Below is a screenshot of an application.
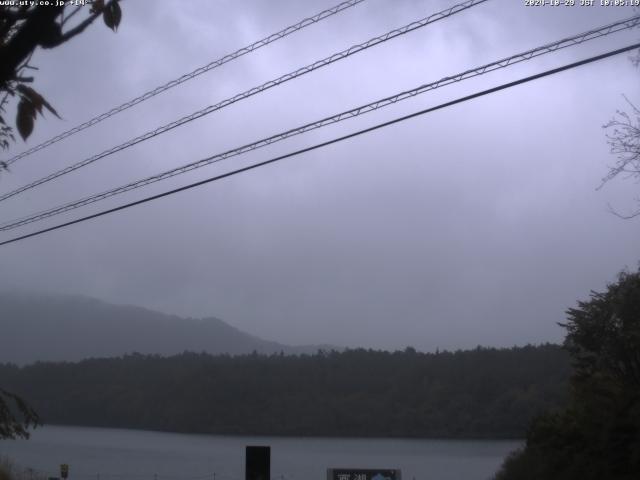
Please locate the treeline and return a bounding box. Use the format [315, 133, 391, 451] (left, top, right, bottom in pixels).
[0, 345, 569, 438]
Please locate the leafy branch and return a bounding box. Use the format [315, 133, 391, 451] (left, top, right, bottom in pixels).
[0, 388, 40, 439]
[0, 0, 123, 166]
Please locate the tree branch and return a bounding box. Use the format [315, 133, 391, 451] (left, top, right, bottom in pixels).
[56, 9, 103, 44]
[60, 5, 83, 28]
[56, 0, 120, 45]
[607, 202, 640, 219]
[0, 388, 40, 440]
[0, 6, 63, 85]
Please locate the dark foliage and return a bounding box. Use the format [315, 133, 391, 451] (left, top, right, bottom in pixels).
[0, 0, 122, 153]
[0, 344, 569, 438]
[0, 388, 39, 439]
[495, 270, 640, 479]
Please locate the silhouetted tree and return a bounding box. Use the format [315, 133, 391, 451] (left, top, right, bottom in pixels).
[495, 268, 640, 480]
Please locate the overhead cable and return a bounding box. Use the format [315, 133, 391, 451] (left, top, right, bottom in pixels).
[1, 42, 638, 248]
[0, 0, 489, 203]
[2, 14, 638, 232]
[2, 0, 367, 167]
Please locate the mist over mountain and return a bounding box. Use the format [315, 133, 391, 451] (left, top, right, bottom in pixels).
[0, 292, 332, 364]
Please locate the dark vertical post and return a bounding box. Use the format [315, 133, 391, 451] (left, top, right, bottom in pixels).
[245, 446, 270, 480]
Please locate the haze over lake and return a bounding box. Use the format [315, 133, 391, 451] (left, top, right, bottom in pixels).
[0, 426, 521, 480]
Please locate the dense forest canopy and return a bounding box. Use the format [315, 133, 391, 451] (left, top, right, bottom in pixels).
[495, 269, 640, 479]
[0, 345, 569, 439]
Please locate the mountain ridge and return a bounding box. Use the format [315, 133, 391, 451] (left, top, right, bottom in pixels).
[0, 291, 335, 364]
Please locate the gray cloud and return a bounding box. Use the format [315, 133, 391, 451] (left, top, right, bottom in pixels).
[1, 0, 639, 352]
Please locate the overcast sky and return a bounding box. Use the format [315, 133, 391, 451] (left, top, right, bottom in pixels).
[1, 0, 639, 352]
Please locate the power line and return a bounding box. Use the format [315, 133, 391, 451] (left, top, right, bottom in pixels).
[2, 14, 638, 232]
[2, 0, 367, 167]
[0, 0, 489, 203]
[1, 42, 638, 248]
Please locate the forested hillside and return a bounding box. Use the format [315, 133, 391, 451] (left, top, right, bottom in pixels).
[0, 345, 570, 438]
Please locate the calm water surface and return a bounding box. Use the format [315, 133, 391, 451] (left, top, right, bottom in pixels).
[0, 425, 521, 480]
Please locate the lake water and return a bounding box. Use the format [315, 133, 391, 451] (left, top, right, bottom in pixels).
[0, 425, 521, 480]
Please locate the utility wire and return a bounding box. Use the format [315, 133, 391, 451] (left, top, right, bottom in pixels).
[0, 0, 489, 203]
[2, 14, 638, 232]
[1, 42, 638, 248]
[2, 0, 367, 167]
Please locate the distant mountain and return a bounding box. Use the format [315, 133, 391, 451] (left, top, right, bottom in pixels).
[0, 292, 332, 364]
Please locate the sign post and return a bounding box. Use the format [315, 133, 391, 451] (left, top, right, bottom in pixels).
[327, 469, 401, 480]
[246, 446, 270, 480]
